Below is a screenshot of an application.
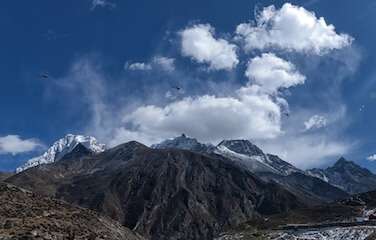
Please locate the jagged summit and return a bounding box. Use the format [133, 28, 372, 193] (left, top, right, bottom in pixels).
[215, 139, 301, 176]
[308, 157, 376, 194]
[152, 134, 214, 153]
[154, 136, 302, 176]
[217, 139, 264, 156]
[16, 134, 106, 173]
[333, 157, 356, 168]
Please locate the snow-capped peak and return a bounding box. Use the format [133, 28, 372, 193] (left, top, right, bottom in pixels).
[16, 134, 106, 173]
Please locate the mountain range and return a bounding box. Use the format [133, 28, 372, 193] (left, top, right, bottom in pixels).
[3, 134, 376, 239]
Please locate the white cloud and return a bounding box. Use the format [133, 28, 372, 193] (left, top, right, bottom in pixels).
[114, 87, 282, 145]
[180, 24, 239, 70]
[152, 56, 175, 72]
[91, 0, 115, 10]
[108, 53, 306, 146]
[304, 115, 328, 131]
[0, 135, 43, 155]
[236, 3, 353, 54]
[367, 154, 376, 161]
[257, 134, 351, 169]
[126, 62, 152, 71]
[245, 53, 305, 93]
[125, 56, 175, 72]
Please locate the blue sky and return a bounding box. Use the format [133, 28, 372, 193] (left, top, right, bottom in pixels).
[1, 0, 376, 172]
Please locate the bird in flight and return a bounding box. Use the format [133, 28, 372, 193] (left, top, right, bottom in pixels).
[40, 72, 49, 79]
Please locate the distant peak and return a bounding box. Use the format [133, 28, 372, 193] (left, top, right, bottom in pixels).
[218, 139, 264, 156]
[16, 134, 106, 173]
[334, 157, 352, 166]
[152, 135, 213, 153]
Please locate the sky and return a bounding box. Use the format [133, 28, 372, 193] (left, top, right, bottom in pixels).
[1, 0, 376, 172]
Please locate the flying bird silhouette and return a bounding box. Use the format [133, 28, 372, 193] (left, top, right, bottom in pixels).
[40, 72, 49, 79]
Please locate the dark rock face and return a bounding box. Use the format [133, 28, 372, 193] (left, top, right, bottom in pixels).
[0, 182, 144, 240]
[258, 172, 349, 205]
[7, 142, 305, 240]
[308, 157, 376, 194]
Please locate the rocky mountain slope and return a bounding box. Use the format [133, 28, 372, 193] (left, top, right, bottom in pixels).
[16, 134, 106, 173]
[214, 140, 302, 176]
[0, 182, 144, 240]
[7, 141, 305, 240]
[153, 136, 349, 203]
[308, 157, 376, 194]
[0, 172, 12, 182]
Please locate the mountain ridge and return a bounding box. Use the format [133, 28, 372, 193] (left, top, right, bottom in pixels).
[308, 157, 376, 194]
[153, 135, 349, 203]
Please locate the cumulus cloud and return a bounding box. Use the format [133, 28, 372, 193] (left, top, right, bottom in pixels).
[110, 55, 305, 146]
[245, 53, 305, 93]
[367, 154, 376, 161]
[235, 3, 353, 54]
[91, 0, 115, 10]
[113, 87, 282, 145]
[54, 3, 355, 170]
[0, 135, 43, 155]
[304, 115, 328, 131]
[125, 56, 175, 72]
[180, 24, 239, 70]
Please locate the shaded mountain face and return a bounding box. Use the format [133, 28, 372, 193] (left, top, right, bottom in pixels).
[0, 182, 144, 240]
[154, 136, 348, 204]
[258, 172, 349, 205]
[308, 157, 376, 194]
[7, 142, 305, 240]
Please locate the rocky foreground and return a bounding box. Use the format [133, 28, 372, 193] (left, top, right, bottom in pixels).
[0, 182, 144, 240]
